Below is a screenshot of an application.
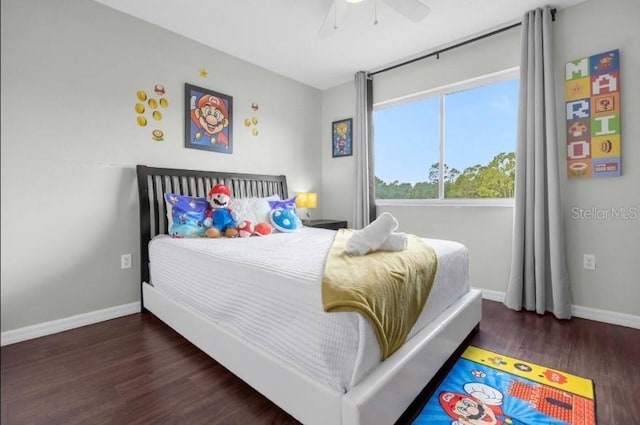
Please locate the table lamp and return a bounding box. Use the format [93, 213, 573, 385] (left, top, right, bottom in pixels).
[296, 192, 318, 225]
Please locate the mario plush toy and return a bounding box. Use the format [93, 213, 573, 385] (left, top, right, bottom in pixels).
[204, 184, 239, 238]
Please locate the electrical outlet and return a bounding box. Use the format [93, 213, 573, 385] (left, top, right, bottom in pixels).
[583, 254, 595, 270]
[121, 253, 132, 269]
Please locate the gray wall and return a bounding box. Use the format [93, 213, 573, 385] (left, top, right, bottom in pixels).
[2, 0, 638, 335]
[322, 23, 521, 295]
[1, 0, 322, 332]
[374, 23, 521, 296]
[321, 0, 640, 316]
[553, 0, 640, 315]
[321, 83, 357, 225]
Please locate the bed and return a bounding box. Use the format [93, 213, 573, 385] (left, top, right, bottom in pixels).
[136, 164, 482, 425]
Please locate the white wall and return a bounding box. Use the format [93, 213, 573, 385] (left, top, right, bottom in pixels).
[0, 0, 322, 332]
[321, 0, 640, 317]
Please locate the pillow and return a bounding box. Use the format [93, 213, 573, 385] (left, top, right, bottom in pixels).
[164, 193, 209, 238]
[230, 194, 280, 225]
[270, 208, 300, 233]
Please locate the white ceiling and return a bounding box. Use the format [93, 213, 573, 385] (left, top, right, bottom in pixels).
[93, 0, 587, 90]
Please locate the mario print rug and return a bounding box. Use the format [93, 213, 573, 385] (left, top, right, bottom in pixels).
[413, 346, 596, 425]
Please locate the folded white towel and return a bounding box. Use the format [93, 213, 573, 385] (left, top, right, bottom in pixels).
[345, 212, 399, 256]
[378, 232, 408, 252]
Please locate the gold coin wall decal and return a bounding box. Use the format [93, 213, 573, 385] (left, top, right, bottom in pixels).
[244, 102, 260, 137]
[134, 84, 168, 140]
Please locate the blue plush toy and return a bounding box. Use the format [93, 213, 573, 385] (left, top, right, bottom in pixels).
[204, 184, 239, 238]
[270, 208, 299, 232]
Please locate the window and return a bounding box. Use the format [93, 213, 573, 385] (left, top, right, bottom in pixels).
[374, 68, 519, 203]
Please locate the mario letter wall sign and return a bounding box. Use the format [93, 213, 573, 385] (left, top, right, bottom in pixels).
[565, 49, 621, 178]
[185, 83, 233, 154]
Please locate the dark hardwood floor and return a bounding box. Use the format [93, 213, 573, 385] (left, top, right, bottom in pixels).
[2, 300, 639, 424]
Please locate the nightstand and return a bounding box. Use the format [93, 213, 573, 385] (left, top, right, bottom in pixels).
[306, 219, 348, 230]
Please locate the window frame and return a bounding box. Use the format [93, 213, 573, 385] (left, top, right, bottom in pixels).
[373, 66, 519, 207]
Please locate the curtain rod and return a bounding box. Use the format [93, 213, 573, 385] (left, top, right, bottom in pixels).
[369, 8, 556, 77]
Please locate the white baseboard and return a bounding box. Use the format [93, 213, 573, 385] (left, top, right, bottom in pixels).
[474, 287, 640, 330]
[476, 288, 505, 303]
[1, 302, 140, 347]
[571, 304, 640, 329]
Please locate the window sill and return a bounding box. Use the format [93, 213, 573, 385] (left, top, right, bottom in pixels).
[375, 198, 514, 207]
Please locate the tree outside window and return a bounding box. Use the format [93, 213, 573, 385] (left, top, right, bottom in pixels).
[374, 70, 518, 201]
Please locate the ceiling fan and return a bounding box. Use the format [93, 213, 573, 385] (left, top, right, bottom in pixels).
[319, 0, 431, 37]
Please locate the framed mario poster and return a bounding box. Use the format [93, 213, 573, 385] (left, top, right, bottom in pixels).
[185, 83, 233, 154]
[332, 117, 353, 158]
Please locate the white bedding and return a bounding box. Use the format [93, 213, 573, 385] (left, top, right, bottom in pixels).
[148, 227, 470, 391]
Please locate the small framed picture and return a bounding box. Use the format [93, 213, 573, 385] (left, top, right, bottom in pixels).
[185, 83, 233, 154]
[332, 118, 353, 158]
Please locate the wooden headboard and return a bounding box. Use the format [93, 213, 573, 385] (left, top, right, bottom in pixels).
[136, 164, 288, 303]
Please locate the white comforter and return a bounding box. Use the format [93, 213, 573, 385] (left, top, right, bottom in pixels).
[148, 227, 469, 391]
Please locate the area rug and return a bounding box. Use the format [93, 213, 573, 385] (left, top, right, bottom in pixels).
[413, 346, 596, 425]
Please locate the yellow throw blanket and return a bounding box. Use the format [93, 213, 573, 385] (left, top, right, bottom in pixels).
[322, 229, 438, 360]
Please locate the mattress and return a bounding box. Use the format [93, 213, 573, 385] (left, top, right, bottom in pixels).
[148, 227, 470, 391]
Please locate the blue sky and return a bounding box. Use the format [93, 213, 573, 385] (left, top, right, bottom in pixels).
[374, 78, 519, 185]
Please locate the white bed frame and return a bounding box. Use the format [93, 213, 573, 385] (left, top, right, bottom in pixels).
[136, 165, 482, 425]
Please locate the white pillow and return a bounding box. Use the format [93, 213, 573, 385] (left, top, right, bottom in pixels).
[230, 194, 280, 224]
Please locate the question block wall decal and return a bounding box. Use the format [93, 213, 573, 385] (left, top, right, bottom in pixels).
[565, 49, 621, 178]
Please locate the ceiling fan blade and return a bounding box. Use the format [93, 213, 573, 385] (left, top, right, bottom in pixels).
[381, 0, 430, 22]
[318, 0, 348, 37]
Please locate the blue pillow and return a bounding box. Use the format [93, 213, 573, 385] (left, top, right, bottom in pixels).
[270, 208, 300, 232]
[164, 193, 209, 238]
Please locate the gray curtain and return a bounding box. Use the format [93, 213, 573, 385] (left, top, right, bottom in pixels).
[353, 71, 376, 229]
[504, 7, 572, 319]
